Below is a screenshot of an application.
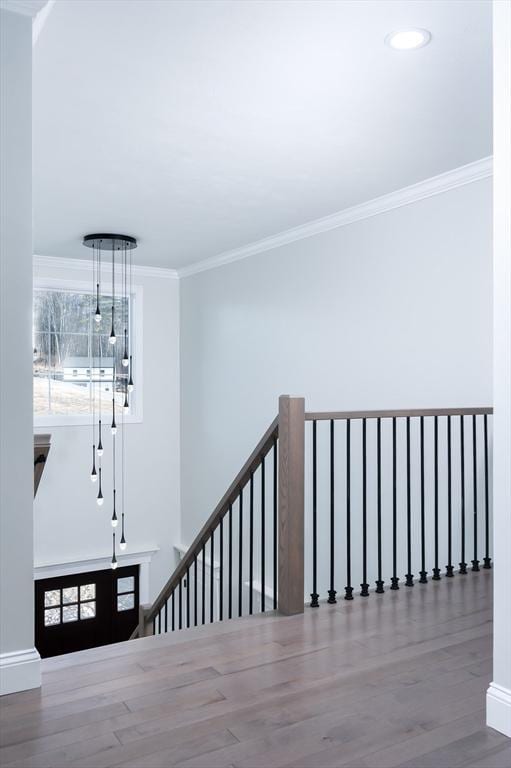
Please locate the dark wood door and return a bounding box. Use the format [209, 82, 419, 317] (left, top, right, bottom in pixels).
[35, 565, 139, 658]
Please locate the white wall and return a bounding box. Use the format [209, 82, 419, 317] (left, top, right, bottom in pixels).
[0, 8, 40, 695]
[487, 0, 511, 739]
[33, 260, 181, 603]
[180, 177, 493, 566]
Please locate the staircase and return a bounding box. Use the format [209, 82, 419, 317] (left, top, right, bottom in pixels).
[134, 396, 493, 639]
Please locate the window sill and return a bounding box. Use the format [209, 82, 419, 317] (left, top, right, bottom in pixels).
[34, 413, 143, 428]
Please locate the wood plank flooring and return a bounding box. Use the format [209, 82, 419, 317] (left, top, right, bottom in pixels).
[1, 570, 509, 767]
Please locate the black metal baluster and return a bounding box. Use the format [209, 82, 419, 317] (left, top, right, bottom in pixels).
[186, 566, 190, 628]
[219, 516, 224, 620]
[178, 579, 182, 630]
[158, 610, 161, 634]
[376, 418, 384, 593]
[202, 543, 206, 621]
[311, 420, 319, 607]
[152, 617, 156, 635]
[228, 503, 233, 619]
[164, 599, 168, 633]
[249, 472, 254, 615]
[210, 530, 214, 622]
[361, 418, 370, 596]
[419, 416, 428, 583]
[460, 415, 467, 573]
[261, 455, 266, 612]
[472, 414, 480, 571]
[345, 419, 353, 600]
[273, 437, 278, 610]
[483, 414, 492, 569]
[328, 420, 337, 603]
[238, 488, 243, 617]
[171, 589, 175, 631]
[446, 416, 454, 576]
[194, 555, 198, 625]
[405, 417, 413, 586]
[391, 418, 399, 590]
[432, 416, 441, 580]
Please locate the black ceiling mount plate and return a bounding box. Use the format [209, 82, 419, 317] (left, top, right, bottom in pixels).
[82, 234, 137, 250]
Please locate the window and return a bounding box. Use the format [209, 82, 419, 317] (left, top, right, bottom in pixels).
[33, 282, 141, 425]
[117, 575, 136, 612]
[43, 583, 96, 626]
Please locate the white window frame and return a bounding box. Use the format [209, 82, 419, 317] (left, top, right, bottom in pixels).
[33, 276, 143, 427]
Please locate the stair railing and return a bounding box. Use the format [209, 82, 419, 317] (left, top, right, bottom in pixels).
[304, 407, 493, 605]
[135, 407, 285, 638]
[134, 399, 493, 639]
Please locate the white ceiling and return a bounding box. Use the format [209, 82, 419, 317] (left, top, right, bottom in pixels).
[33, 0, 492, 270]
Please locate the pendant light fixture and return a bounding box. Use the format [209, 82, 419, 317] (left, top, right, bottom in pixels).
[83, 234, 137, 568]
[90, 445, 97, 482]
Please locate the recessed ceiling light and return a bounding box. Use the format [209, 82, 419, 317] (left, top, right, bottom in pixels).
[385, 28, 432, 51]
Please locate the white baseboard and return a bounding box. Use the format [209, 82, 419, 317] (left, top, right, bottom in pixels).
[0, 648, 41, 696]
[487, 682, 511, 737]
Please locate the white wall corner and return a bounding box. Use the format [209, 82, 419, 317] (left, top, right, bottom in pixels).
[487, 683, 511, 737]
[490, 0, 511, 742]
[0, 648, 41, 696]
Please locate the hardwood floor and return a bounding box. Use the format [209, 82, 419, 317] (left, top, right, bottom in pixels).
[1, 570, 509, 767]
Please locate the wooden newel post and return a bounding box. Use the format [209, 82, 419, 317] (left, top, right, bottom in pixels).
[278, 395, 305, 615]
[138, 604, 151, 637]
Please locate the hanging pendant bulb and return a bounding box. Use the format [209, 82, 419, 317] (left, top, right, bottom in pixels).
[120, 513, 126, 550]
[122, 329, 129, 367]
[109, 305, 116, 344]
[95, 283, 101, 324]
[123, 391, 129, 410]
[97, 467, 104, 506]
[111, 399, 117, 435]
[90, 445, 97, 482]
[97, 419, 103, 456]
[128, 355, 134, 392]
[111, 532, 117, 570]
[111, 489, 118, 527]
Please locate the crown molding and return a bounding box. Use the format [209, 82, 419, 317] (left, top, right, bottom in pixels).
[33, 157, 492, 281]
[0, 0, 48, 17]
[178, 156, 493, 279]
[33, 254, 179, 281]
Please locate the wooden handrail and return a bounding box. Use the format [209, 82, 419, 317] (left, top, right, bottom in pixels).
[305, 407, 493, 422]
[34, 433, 51, 497]
[143, 416, 279, 627]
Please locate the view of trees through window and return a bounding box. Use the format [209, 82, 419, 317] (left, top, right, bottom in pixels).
[34, 289, 131, 416]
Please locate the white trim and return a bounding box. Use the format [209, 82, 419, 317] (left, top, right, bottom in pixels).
[0, 0, 47, 17]
[179, 157, 493, 278]
[34, 548, 159, 604]
[174, 542, 219, 572]
[487, 683, 511, 737]
[33, 254, 179, 281]
[32, 276, 144, 427]
[0, 648, 41, 696]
